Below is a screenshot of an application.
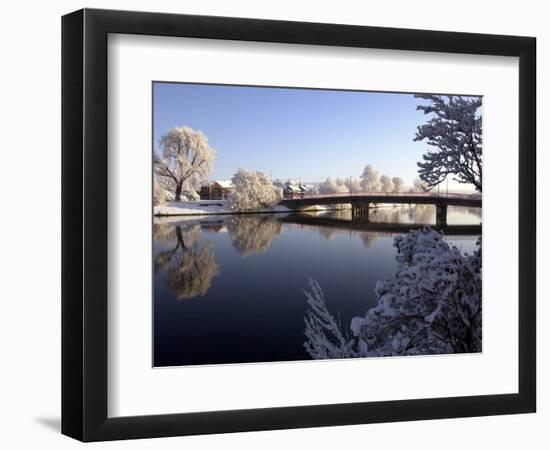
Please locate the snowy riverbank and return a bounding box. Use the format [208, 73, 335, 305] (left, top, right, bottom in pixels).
[153, 200, 352, 216]
[154, 200, 292, 216]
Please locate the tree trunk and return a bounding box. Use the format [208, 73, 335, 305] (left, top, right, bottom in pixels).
[175, 183, 183, 202]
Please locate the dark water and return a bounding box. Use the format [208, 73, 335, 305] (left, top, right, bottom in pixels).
[153, 205, 481, 367]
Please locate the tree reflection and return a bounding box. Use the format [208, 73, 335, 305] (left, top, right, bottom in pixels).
[359, 233, 379, 248]
[317, 227, 338, 241]
[370, 205, 434, 225]
[154, 223, 219, 300]
[227, 215, 283, 257]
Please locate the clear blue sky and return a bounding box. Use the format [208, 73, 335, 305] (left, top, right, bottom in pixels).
[153, 82, 452, 188]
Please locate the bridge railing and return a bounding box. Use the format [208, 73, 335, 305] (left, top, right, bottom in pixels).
[285, 191, 481, 200]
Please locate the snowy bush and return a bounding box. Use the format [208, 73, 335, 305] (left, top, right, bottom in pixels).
[180, 189, 200, 201]
[304, 227, 482, 358]
[230, 168, 282, 212]
[153, 177, 173, 206]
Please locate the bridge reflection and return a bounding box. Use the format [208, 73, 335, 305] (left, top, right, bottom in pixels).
[280, 192, 482, 227]
[279, 212, 482, 236]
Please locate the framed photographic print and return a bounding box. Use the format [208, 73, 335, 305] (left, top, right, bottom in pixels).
[62, 8, 536, 441]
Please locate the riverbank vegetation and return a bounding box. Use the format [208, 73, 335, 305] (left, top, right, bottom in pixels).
[304, 228, 482, 358]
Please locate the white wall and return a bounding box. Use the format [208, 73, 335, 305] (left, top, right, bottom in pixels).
[0, 1, 546, 448]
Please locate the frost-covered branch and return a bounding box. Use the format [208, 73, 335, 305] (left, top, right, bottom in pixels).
[304, 228, 482, 358]
[303, 279, 362, 359]
[154, 126, 216, 201]
[414, 95, 482, 192]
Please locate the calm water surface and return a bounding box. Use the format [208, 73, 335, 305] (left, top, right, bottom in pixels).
[153, 205, 481, 367]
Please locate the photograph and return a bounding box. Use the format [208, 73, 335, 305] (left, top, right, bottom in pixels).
[0, 1, 541, 446]
[152, 83, 483, 367]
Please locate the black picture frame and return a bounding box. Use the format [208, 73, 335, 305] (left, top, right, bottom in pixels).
[62, 8, 536, 442]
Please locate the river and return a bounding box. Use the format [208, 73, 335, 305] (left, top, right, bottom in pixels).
[153, 205, 481, 367]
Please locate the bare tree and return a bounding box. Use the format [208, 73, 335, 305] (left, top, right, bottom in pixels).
[154, 126, 216, 201]
[414, 95, 482, 192]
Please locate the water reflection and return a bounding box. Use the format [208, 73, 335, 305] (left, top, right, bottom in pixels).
[360, 233, 380, 248]
[227, 214, 283, 257]
[153, 222, 219, 300]
[153, 205, 481, 366]
[154, 205, 481, 300]
[301, 204, 481, 226]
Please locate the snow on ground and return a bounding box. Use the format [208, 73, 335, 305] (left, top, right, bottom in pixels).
[154, 200, 293, 216]
[154, 200, 345, 216]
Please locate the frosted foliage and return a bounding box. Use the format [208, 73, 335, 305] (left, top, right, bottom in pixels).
[155, 126, 216, 201]
[304, 279, 360, 359]
[153, 176, 172, 206]
[230, 168, 282, 212]
[360, 165, 381, 192]
[414, 95, 482, 192]
[304, 228, 482, 358]
[412, 177, 428, 192]
[335, 178, 351, 193]
[392, 177, 405, 193]
[319, 177, 347, 194]
[349, 177, 362, 193]
[379, 175, 393, 193]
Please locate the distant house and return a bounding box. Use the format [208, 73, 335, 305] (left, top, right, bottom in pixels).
[199, 180, 233, 200]
[283, 184, 306, 199]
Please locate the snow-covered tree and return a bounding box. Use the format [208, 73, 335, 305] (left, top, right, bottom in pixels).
[319, 177, 345, 194]
[335, 178, 348, 192]
[230, 168, 282, 212]
[154, 126, 216, 201]
[392, 177, 405, 193]
[360, 165, 381, 192]
[153, 176, 172, 206]
[349, 177, 362, 194]
[380, 174, 393, 193]
[306, 184, 320, 195]
[304, 228, 482, 358]
[412, 177, 428, 192]
[414, 95, 482, 192]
